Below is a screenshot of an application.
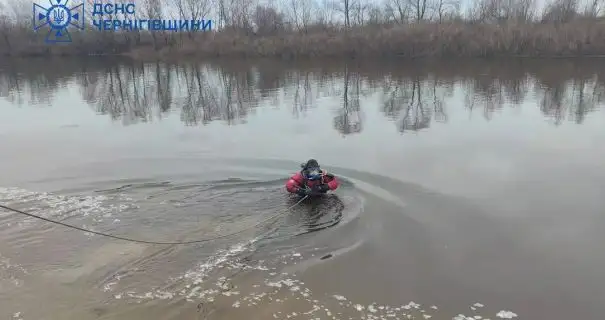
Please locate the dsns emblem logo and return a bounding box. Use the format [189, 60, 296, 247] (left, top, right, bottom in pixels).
[33, 0, 85, 43]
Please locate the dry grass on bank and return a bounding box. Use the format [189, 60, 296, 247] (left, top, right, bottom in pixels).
[3, 19, 605, 59]
[186, 20, 605, 59]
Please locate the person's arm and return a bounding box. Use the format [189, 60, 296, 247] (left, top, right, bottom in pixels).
[286, 173, 308, 196]
[325, 174, 339, 190]
[316, 172, 339, 192]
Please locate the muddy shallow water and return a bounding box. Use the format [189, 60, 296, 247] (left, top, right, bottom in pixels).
[1, 58, 605, 320]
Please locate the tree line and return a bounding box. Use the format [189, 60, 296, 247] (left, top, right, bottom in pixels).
[1, 0, 605, 58]
[1, 59, 601, 131]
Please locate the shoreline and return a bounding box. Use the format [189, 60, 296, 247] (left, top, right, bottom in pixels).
[3, 53, 605, 64]
[2, 55, 605, 80]
[3, 20, 605, 60]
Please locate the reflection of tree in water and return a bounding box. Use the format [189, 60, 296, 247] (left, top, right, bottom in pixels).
[333, 65, 363, 135]
[463, 77, 506, 121]
[81, 63, 157, 125]
[502, 75, 530, 105]
[155, 62, 173, 114]
[571, 77, 605, 124]
[290, 71, 314, 117]
[381, 75, 448, 133]
[0, 65, 23, 105]
[179, 64, 260, 126]
[462, 70, 604, 124]
[255, 64, 285, 109]
[284, 68, 350, 118]
[75, 67, 103, 105]
[536, 76, 604, 125]
[3, 60, 605, 130]
[0, 61, 65, 106]
[179, 64, 219, 125]
[462, 65, 530, 120]
[430, 77, 452, 123]
[76, 62, 260, 126]
[537, 76, 566, 125]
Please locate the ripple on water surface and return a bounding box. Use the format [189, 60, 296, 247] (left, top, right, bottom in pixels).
[0, 178, 518, 320]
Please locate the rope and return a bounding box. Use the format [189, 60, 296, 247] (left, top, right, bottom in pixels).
[0, 195, 308, 245]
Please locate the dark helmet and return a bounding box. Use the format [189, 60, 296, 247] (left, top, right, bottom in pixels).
[301, 159, 322, 181]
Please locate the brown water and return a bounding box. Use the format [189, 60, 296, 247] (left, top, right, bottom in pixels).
[1, 58, 604, 320]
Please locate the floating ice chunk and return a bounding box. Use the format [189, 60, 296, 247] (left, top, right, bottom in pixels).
[304, 305, 320, 315]
[474, 303, 485, 308]
[155, 291, 173, 299]
[354, 304, 365, 311]
[333, 295, 347, 301]
[496, 311, 518, 319]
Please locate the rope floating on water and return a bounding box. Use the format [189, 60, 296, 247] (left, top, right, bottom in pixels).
[0, 195, 308, 245]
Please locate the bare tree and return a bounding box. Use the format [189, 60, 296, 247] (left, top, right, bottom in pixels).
[408, 0, 430, 21]
[512, 0, 536, 21]
[173, 0, 213, 38]
[6, 0, 30, 22]
[285, 0, 316, 30]
[3, 0, 39, 49]
[300, 0, 317, 30]
[366, 3, 386, 24]
[0, 3, 12, 54]
[231, 0, 255, 31]
[351, 0, 371, 25]
[334, 0, 353, 27]
[287, 0, 301, 28]
[472, 0, 535, 22]
[217, 0, 228, 27]
[253, 5, 285, 35]
[385, 0, 411, 23]
[542, 0, 578, 22]
[315, 0, 337, 26]
[475, 0, 507, 22]
[582, 0, 604, 17]
[435, 0, 460, 22]
[143, 0, 163, 48]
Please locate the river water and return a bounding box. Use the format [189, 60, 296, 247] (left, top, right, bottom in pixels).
[1, 58, 604, 320]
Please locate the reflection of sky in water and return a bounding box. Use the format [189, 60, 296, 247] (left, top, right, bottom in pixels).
[1, 70, 605, 198]
[1, 63, 605, 320]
